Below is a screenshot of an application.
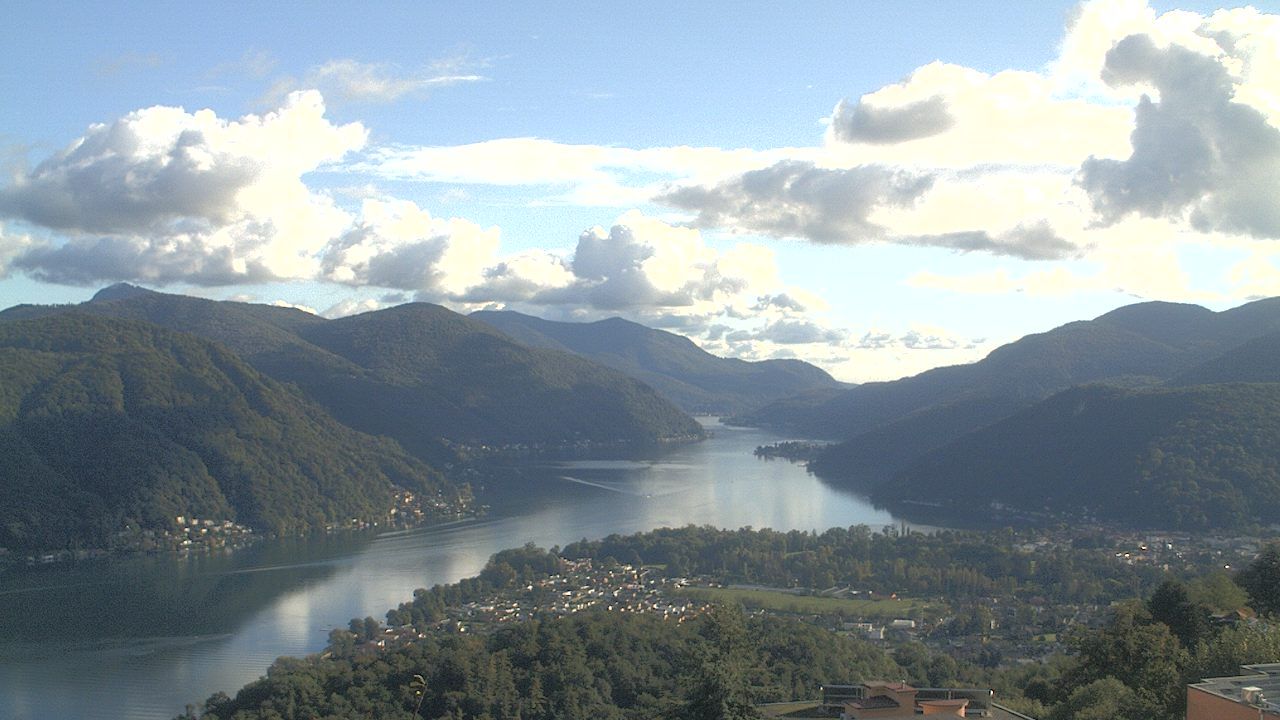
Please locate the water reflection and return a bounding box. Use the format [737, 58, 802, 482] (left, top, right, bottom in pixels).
[0, 419, 906, 720]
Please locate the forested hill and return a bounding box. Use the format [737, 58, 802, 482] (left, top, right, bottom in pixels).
[1168, 329, 1280, 386]
[879, 383, 1280, 530]
[744, 300, 1280, 439]
[471, 310, 846, 414]
[787, 298, 1280, 485]
[0, 313, 448, 551]
[0, 286, 704, 461]
[293, 303, 705, 451]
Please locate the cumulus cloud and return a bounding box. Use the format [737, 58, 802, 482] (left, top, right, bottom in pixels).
[466, 211, 779, 316]
[1079, 33, 1280, 238]
[0, 224, 41, 278]
[321, 198, 503, 294]
[751, 319, 848, 346]
[831, 94, 955, 144]
[660, 161, 934, 244]
[0, 91, 366, 285]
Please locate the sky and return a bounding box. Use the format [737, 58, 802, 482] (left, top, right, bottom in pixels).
[1, 0, 1278, 382]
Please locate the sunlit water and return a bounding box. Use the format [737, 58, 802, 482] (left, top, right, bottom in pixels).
[0, 419, 911, 720]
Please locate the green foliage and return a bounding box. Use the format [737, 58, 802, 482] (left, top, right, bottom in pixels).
[1048, 677, 1142, 720]
[1060, 602, 1189, 720]
[1186, 571, 1249, 613]
[1146, 580, 1212, 649]
[680, 604, 759, 720]
[562, 525, 1170, 606]
[1237, 542, 1280, 616]
[192, 609, 898, 720]
[0, 313, 447, 550]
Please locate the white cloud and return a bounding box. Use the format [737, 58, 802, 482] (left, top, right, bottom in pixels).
[1079, 33, 1280, 238]
[322, 197, 503, 294]
[1, 91, 366, 285]
[323, 296, 389, 318]
[652, 1, 1280, 263]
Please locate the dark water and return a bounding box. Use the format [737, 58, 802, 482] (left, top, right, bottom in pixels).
[0, 419, 906, 720]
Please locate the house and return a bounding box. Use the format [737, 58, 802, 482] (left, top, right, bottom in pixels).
[1187, 663, 1280, 720]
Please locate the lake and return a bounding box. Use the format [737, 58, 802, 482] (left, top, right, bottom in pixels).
[0, 419, 912, 720]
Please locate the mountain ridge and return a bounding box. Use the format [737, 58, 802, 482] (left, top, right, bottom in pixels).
[471, 309, 846, 415]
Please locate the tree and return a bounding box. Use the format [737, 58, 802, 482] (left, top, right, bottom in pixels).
[1147, 579, 1211, 649]
[1049, 678, 1141, 720]
[1187, 571, 1249, 613]
[1062, 602, 1189, 720]
[681, 604, 759, 720]
[1237, 542, 1280, 616]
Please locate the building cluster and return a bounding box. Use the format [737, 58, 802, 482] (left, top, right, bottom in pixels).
[415, 561, 709, 637]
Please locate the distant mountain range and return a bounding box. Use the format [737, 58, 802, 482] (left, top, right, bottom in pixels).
[10, 284, 1280, 541]
[471, 310, 846, 415]
[2, 286, 705, 465]
[0, 286, 724, 550]
[741, 297, 1280, 530]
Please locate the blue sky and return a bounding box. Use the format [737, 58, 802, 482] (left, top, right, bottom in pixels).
[1, 0, 1277, 381]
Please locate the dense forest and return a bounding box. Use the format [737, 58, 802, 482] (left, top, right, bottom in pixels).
[0, 313, 451, 551]
[881, 383, 1280, 529]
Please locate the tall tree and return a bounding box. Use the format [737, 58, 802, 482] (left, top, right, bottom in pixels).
[681, 605, 759, 720]
[1147, 579, 1212, 649]
[1237, 542, 1280, 616]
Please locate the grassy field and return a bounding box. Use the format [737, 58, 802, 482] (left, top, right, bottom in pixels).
[678, 585, 928, 619]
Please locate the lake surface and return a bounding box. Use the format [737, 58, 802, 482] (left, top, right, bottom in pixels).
[0, 419, 910, 720]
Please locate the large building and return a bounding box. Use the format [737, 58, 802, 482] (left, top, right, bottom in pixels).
[1187, 663, 1280, 720]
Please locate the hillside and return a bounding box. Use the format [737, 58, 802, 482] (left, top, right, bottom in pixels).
[779, 299, 1280, 482]
[292, 303, 706, 452]
[0, 314, 448, 551]
[0, 286, 704, 462]
[1168, 330, 1280, 386]
[878, 383, 1280, 530]
[471, 310, 845, 414]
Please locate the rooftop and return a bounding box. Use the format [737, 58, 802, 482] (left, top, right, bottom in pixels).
[1189, 663, 1280, 713]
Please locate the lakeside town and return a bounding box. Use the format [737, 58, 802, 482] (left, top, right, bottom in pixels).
[339, 527, 1269, 675]
[1, 486, 477, 567]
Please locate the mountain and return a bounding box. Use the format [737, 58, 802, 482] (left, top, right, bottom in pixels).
[877, 383, 1280, 530]
[471, 310, 846, 414]
[1168, 330, 1280, 386]
[289, 303, 705, 453]
[1, 286, 704, 463]
[762, 299, 1280, 482]
[0, 313, 447, 551]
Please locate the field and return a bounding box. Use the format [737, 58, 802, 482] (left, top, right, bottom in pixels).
[677, 585, 928, 619]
